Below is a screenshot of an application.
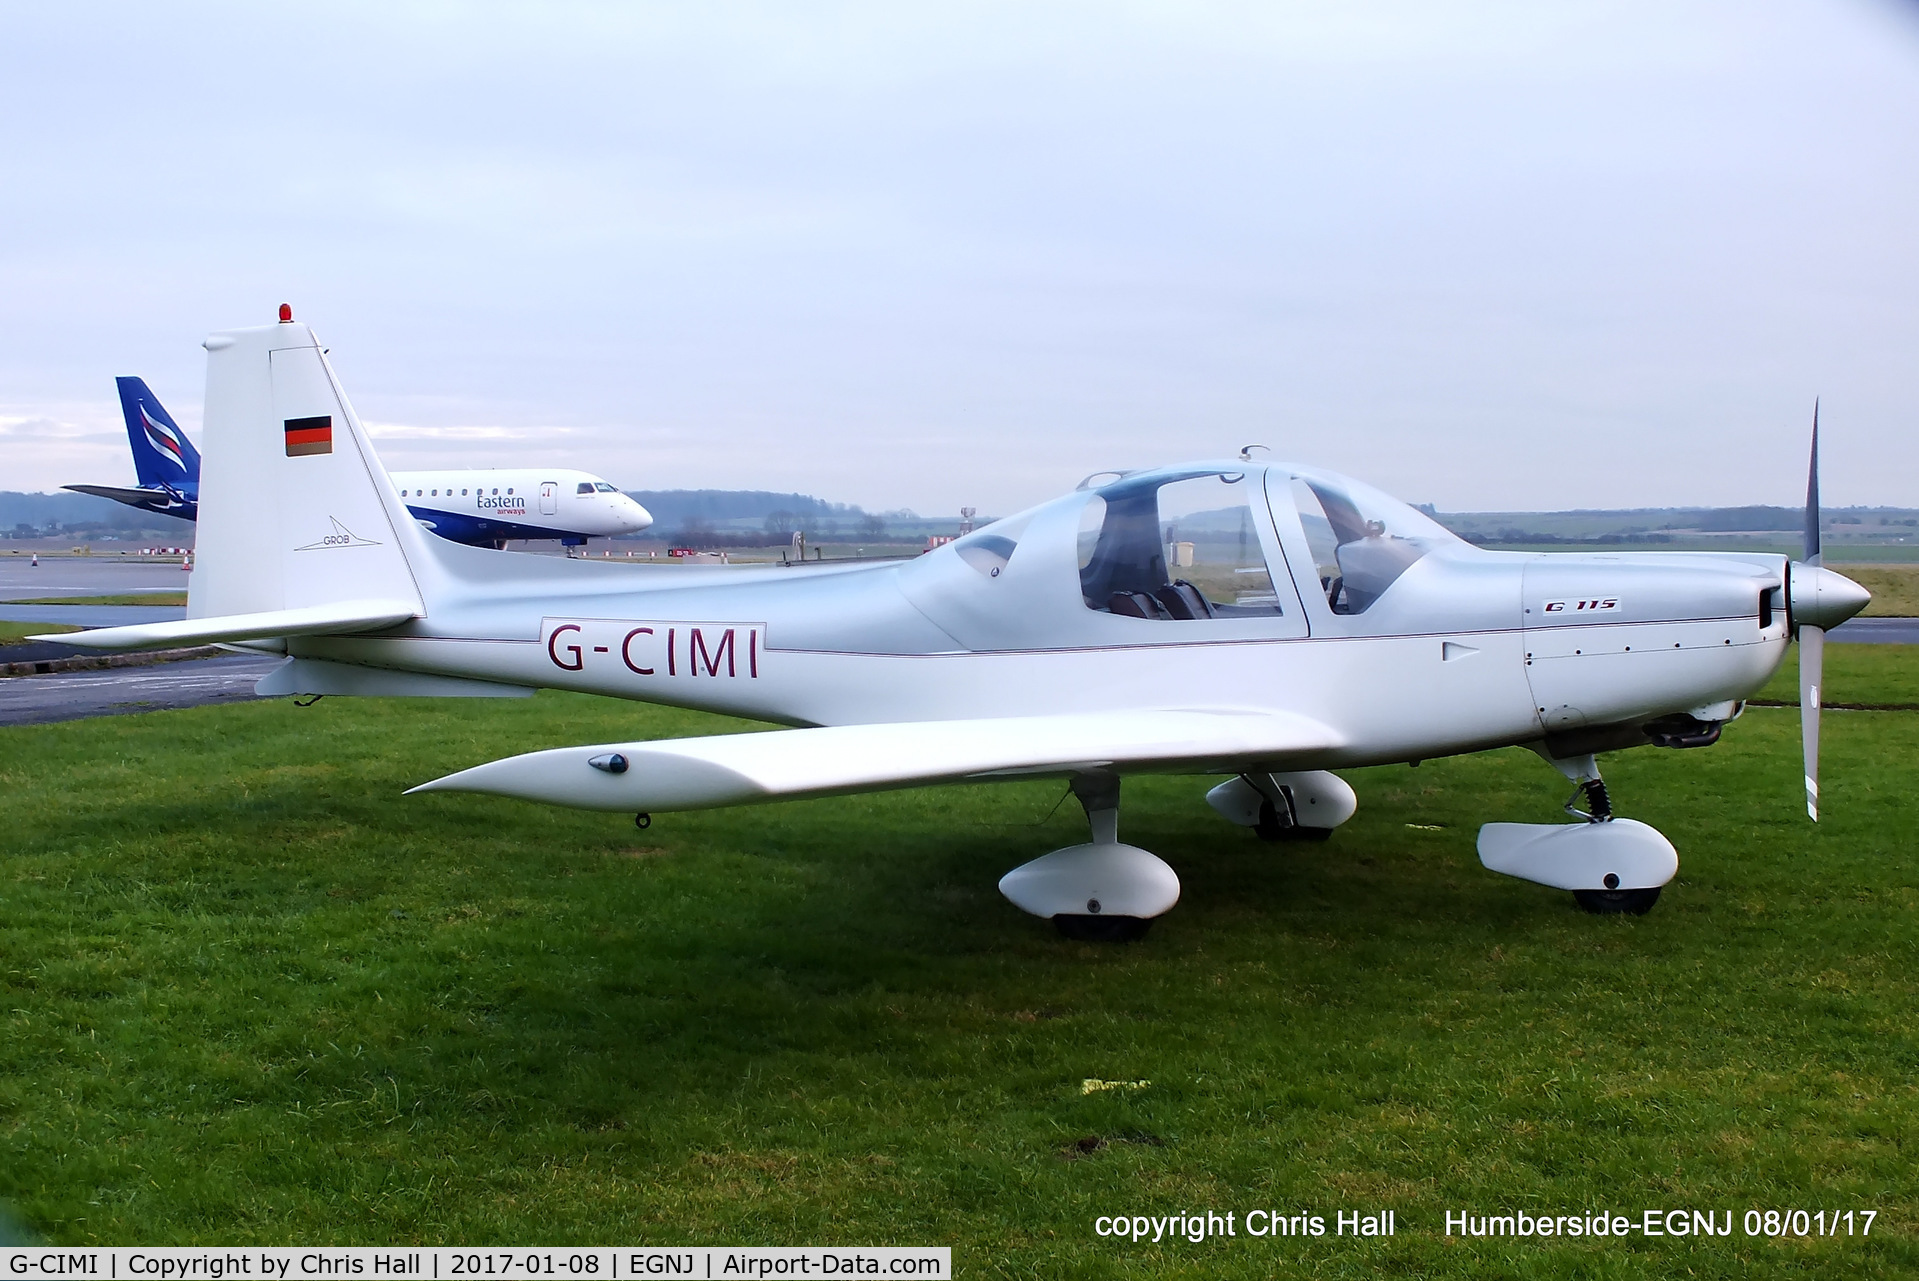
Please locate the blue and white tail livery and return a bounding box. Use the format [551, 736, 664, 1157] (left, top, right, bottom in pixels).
[62, 377, 203, 517]
[121, 376, 202, 489]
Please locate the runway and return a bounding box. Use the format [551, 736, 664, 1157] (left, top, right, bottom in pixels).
[1829, 617, 1919, 644]
[0, 603, 187, 625]
[0, 652, 280, 726]
[0, 556, 187, 596]
[0, 556, 190, 627]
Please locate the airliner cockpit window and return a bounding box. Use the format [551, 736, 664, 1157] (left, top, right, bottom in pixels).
[1079, 473, 1285, 619]
[1288, 475, 1445, 613]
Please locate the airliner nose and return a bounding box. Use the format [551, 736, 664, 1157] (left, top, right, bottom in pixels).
[1789, 563, 1871, 631]
[625, 498, 654, 533]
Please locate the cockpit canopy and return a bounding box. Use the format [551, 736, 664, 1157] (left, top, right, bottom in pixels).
[1076, 469, 1287, 620]
[906, 460, 1468, 651]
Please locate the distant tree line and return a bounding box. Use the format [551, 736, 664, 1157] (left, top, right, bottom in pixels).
[1462, 530, 1677, 546]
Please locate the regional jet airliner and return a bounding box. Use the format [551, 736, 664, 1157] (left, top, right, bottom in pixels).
[65, 377, 654, 548]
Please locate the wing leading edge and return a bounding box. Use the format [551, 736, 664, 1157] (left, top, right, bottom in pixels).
[408, 708, 1343, 813]
[34, 599, 420, 650]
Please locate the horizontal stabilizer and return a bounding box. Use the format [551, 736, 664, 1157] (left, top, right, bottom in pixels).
[63, 483, 189, 510]
[409, 708, 1340, 812]
[64, 482, 173, 504]
[36, 599, 419, 651]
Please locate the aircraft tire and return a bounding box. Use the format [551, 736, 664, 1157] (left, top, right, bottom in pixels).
[1572, 887, 1662, 916]
[1052, 914, 1153, 942]
[1254, 814, 1334, 842]
[1254, 798, 1334, 842]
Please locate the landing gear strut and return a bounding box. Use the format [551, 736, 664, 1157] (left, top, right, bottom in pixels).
[1565, 777, 1613, 823]
[997, 772, 1180, 942]
[1558, 772, 1659, 913]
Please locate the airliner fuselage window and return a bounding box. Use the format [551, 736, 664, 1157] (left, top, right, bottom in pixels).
[1079, 473, 1285, 620]
[1289, 475, 1436, 613]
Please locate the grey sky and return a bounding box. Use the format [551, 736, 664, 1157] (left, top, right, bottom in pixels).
[2, 1, 1915, 516]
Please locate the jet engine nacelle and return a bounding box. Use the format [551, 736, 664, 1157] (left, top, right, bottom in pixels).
[1206, 770, 1358, 833]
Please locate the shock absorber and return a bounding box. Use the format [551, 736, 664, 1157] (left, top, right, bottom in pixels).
[1564, 777, 1613, 823]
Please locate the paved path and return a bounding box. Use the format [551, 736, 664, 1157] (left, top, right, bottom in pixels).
[0, 604, 187, 626]
[0, 654, 280, 726]
[0, 558, 187, 598]
[1831, 617, 1919, 644]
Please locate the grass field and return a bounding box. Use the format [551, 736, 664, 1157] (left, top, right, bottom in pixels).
[1757, 641, 1919, 706]
[0, 621, 78, 642]
[2, 649, 1917, 1276]
[3, 593, 190, 607]
[1832, 565, 1919, 618]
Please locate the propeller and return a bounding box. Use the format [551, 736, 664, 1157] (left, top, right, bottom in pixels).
[1787, 401, 1871, 821]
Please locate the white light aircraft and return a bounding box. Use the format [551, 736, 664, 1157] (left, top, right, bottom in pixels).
[45, 315, 1872, 938]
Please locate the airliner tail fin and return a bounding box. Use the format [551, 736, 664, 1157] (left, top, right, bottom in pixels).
[115, 376, 201, 489]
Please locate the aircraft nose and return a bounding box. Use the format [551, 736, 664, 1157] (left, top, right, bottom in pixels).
[626, 499, 654, 532]
[1789, 563, 1871, 630]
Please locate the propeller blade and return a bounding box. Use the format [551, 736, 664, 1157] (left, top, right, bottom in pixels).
[1799, 623, 1823, 822]
[1804, 398, 1821, 567]
[1798, 401, 1825, 821]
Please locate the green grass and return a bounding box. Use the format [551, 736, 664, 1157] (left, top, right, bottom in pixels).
[3, 593, 189, 606]
[1831, 565, 1919, 618]
[0, 621, 78, 642]
[3, 656, 1918, 1276]
[1756, 641, 1919, 706]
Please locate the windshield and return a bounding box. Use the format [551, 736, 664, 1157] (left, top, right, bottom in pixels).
[1288, 472, 1453, 613]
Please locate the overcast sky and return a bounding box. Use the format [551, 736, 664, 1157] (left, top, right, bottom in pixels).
[2, 1, 1915, 515]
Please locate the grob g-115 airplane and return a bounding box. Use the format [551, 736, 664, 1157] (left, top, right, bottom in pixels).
[65, 371, 654, 548]
[47, 313, 1871, 939]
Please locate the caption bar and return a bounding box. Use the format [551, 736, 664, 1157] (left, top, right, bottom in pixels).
[3, 1250, 950, 1281]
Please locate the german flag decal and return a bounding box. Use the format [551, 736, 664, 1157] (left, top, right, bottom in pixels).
[284, 415, 333, 457]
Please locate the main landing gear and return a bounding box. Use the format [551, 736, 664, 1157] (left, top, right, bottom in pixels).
[997, 773, 1179, 942]
[1204, 771, 1357, 841]
[1476, 751, 1676, 915]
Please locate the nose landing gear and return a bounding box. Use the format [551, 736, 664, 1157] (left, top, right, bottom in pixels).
[1477, 751, 1675, 915]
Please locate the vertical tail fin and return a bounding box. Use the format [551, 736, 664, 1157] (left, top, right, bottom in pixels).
[115, 376, 201, 489]
[188, 317, 429, 622]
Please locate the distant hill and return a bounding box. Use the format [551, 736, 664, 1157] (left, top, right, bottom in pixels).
[628, 490, 867, 527]
[1435, 504, 1919, 548]
[5, 485, 1912, 550]
[623, 489, 963, 544]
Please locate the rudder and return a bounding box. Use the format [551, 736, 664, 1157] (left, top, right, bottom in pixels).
[115, 376, 200, 489]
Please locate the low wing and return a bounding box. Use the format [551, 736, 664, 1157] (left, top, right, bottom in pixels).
[36, 599, 419, 651]
[409, 708, 1342, 812]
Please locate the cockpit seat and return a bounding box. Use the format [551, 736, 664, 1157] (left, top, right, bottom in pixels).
[1106, 590, 1171, 620]
[1155, 580, 1215, 620]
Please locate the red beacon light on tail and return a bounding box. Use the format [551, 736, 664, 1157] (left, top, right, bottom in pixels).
[278, 303, 293, 323]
